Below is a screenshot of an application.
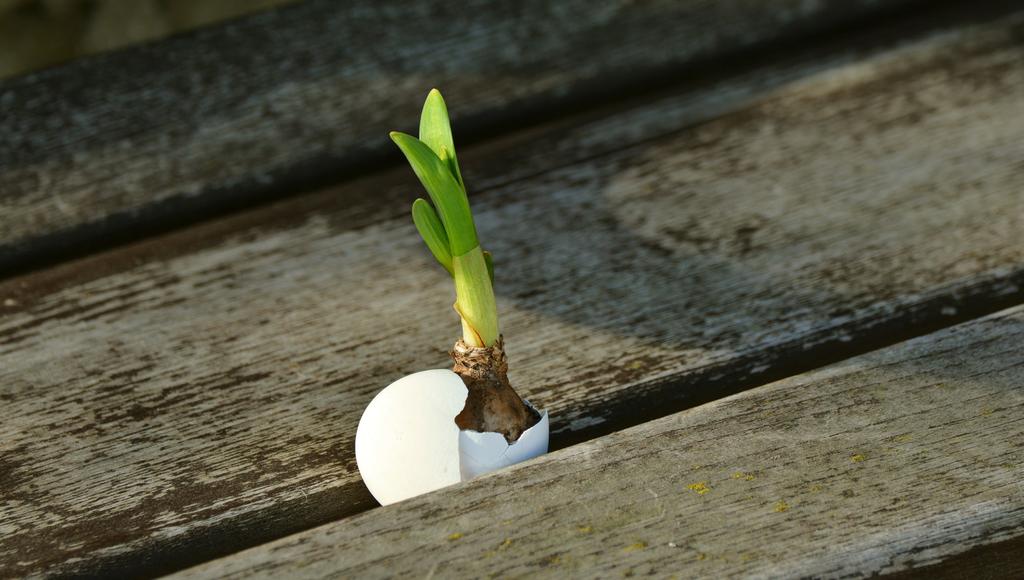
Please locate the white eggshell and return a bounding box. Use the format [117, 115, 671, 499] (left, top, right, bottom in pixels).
[355, 370, 551, 505]
[459, 404, 549, 480]
[355, 369, 467, 506]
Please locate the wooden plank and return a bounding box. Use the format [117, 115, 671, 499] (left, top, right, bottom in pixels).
[3, 6, 1024, 578]
[0, 0, 920, 274]
[172, 305, 1024, 579]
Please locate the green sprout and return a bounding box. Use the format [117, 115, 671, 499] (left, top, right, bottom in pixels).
[391, 89, 498, 348]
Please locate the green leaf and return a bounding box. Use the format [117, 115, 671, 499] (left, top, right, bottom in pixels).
[412, 199, 454, 276]
[440, 146, 463, 190]
[419, 89, 464, 188]
[390, 131, 479, 256]
[483, 250, 494, 284]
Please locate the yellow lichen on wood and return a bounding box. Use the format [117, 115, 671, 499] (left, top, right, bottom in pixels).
[774, 500, 789, 513]
[851, 453, 866, 463]
[687, 482, 711, 495]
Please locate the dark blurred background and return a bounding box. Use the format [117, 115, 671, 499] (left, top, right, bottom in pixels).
[0, 0, 296, 80]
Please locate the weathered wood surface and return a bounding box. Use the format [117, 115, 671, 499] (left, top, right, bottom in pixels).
[3, 7, 1024, 578]
[174, 305, 1024, 579]
[0, 0, 920, 273]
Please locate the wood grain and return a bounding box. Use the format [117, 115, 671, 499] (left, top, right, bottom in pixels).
[173, 304, 1024, 579]
[3, 7, 1024, 578]
[0, 0, 919, 273]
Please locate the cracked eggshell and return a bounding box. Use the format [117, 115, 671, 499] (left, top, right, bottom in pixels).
[355, 369, 467, 506]
[355, 370, 551, 506]
[459, 404, 549, 480]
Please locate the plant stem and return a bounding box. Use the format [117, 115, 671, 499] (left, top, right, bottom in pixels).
[452, 246, 499, 347]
